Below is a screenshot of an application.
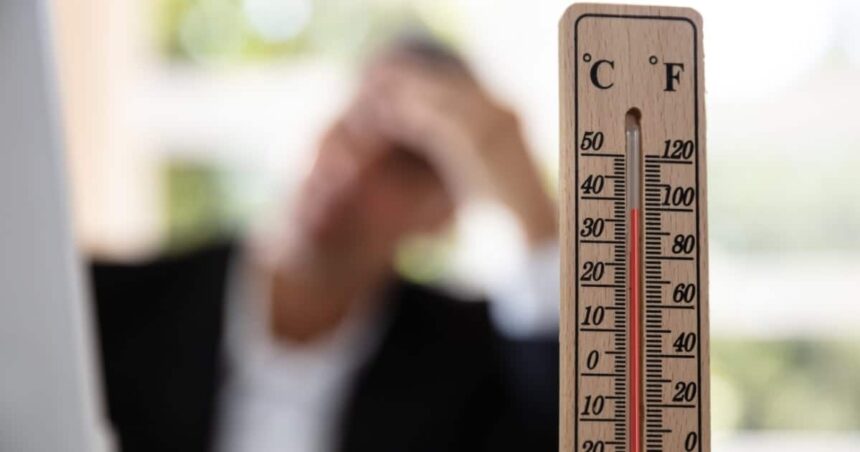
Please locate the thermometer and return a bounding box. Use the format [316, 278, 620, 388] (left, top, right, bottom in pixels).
[560, 4, 709, 452]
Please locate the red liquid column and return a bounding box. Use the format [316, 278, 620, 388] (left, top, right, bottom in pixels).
[629, 207, 641, 452]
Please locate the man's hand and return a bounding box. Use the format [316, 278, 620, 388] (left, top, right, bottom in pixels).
[357, 53, 557, 247]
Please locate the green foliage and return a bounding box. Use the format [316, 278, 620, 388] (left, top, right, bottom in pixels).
[712, 339, 860, 430]
[153, 0, 462, 65]
[395, 233, 455, 284]
[162, 159, 239, 252]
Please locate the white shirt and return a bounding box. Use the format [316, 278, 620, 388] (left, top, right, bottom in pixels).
[216, 241, 560, 452]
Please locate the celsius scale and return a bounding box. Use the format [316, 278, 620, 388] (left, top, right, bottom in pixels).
[560, 4, 709, 452]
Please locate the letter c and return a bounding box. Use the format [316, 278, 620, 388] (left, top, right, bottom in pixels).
[590, 59, 615, 90]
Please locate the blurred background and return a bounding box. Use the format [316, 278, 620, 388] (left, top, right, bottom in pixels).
[52, 0, 860, 450]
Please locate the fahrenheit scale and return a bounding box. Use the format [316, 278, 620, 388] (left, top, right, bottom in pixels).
[560, 4, 709, 452]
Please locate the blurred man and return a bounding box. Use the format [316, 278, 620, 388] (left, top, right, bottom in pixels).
[92, 40, 559, 452]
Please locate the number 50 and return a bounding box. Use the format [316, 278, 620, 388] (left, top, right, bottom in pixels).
[580, 131, 604, 151]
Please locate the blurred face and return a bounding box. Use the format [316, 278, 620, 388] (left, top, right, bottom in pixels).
[294, 120, 453, 260]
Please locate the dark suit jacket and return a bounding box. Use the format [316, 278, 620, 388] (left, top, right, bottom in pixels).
[90, 242, 558, 452]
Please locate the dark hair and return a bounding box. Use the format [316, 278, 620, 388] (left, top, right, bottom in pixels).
[385, 31, 469, 74]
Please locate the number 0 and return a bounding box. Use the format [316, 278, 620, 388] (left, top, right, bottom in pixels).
[684, 432, 698, 451]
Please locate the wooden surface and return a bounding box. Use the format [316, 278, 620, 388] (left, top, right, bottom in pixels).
[559, 4, 708, 451]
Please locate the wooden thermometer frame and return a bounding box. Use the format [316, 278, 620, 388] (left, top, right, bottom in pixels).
[560, 4, 709, 452]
